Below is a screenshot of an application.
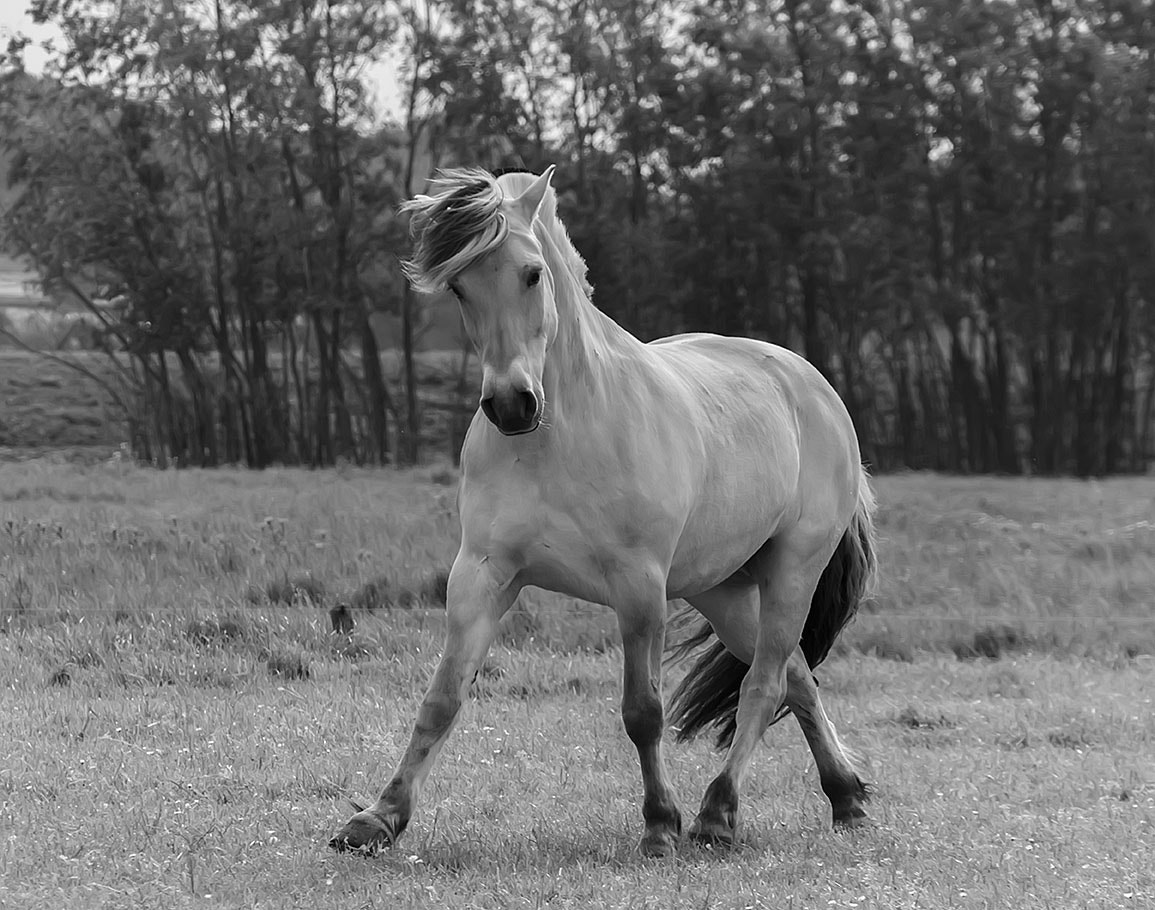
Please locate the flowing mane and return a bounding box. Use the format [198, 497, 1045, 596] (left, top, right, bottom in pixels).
[400, 168, 508, 294]
[401, 168, 594, 300]
[531, 184, 595, 301]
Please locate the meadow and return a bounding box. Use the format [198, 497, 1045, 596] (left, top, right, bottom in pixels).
[1, 455, 1153, 909]
[0, 351, 122, 451]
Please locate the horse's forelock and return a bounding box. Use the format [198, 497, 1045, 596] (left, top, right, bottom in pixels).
[402, 167, 593, 300]
[402, 169, 507, 294]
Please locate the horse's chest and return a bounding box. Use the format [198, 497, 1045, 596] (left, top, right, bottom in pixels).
[468, 474, 677, 605]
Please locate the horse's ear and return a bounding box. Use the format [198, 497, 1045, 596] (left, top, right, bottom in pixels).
[513, 165, 556, 223]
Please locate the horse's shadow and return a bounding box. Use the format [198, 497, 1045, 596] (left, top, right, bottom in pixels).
[325, 827, 764, 876]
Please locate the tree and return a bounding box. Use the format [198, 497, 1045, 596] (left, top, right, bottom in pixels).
[4, 0, 1152, 473]
[2, 0, 403, 466]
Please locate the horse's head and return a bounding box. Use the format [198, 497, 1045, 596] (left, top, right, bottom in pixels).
[402, 167, 559, 436]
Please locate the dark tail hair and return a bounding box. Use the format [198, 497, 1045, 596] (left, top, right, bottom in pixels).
[667, 477, 877, 750]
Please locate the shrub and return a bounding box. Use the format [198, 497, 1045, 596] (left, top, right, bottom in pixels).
[952, 625, 1025, 661]
[420, 570, 450, 607]
[349, 575, 391, 611]
[185, 613, 251, 646]
[265, 574, 326, 606]
[265, 648, 310, 681]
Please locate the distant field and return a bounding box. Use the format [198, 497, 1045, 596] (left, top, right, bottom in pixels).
[0, 347, 476, 459]
[0, 351, 124, 450]
[0, 461, 1153, 908]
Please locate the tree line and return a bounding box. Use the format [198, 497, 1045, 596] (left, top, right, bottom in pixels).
[2, 0, 1153, 474]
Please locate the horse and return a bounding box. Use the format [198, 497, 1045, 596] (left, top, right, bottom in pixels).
[330, 166, 877, 857]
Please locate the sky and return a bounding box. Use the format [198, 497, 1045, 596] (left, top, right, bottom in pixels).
[0, 2, 401, 120]
[0, 2, 57, 72]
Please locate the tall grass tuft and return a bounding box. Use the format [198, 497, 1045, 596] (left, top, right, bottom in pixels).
[349, 575, 392, 611]
[265, 574, 326, 606]
[185, 613, 253, 647]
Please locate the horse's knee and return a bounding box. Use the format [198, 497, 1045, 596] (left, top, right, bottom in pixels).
[621, 690, 664, 746]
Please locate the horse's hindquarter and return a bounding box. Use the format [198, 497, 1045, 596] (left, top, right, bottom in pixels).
[648, 335, 862, 598]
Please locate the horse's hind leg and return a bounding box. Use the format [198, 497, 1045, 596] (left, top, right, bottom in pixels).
[785, 647, 870, 826]
[689, 539, 832, 846]
[683, 587, 868, 829]
[330, 551, 517, 852]
[617, 597, 682, 857]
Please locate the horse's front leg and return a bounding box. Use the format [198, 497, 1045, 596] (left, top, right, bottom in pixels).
[617, 595, 682, 857]
[330, 552, 517, 852]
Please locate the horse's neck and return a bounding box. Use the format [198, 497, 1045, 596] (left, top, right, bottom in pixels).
[535, 217, 648, 431]
[543, 287, 645, 428]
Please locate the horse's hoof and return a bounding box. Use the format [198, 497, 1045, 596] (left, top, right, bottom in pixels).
[639, 828, 679, 858]
[328, 807, 405, 853]
[687, 816, 735, 848]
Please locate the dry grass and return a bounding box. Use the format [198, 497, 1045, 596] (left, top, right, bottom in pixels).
[855, 473, 1155, 660]
[0, 459, 1153, 909]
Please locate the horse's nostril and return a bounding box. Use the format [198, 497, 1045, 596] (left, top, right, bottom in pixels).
[481, 390, 538, 433]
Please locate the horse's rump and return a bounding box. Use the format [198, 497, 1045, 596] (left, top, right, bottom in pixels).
[667, 480, 877, 750]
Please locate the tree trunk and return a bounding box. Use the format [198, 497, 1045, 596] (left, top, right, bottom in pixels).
[357, 305, 390, 464]
[400, 284, 421, 464]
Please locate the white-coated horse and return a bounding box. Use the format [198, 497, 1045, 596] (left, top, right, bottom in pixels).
[331, 167, 877, 857]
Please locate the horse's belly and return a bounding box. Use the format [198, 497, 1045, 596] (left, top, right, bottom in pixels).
[665, 467, 795, 599]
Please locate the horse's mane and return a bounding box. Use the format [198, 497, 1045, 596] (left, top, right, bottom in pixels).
[529, 181, 595, 301]
[401, 167, 593, 300]
[401, 168, 508, 294]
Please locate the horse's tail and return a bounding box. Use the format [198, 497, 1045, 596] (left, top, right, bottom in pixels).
[800, 476, 877, 669]
[667, 471, 877, 750]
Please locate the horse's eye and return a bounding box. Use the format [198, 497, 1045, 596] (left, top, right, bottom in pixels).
[526, 270, 541, 289]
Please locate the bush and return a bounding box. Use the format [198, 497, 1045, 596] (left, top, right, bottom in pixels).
[265, 648, 310, 680]
[185, 613, 251, 646]
[265, 574, 326, 606]
[952, 625, 1026, 661]
[349, 575, 391, 611]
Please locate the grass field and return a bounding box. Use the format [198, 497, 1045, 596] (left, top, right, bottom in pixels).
[1, 458, 1153, 909]
[0, 346, 478, 465]
[0, 351, 123, 451]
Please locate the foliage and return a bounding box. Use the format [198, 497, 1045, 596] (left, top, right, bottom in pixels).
[3, 0, 1155, 472]
[1, 0, 403, 466]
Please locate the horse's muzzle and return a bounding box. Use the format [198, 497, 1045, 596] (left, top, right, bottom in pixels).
[481, 389, 540, 435]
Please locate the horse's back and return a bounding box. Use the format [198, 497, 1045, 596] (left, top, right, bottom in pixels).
[648, 332, 818, 389]
[646, 333, 853, 445]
